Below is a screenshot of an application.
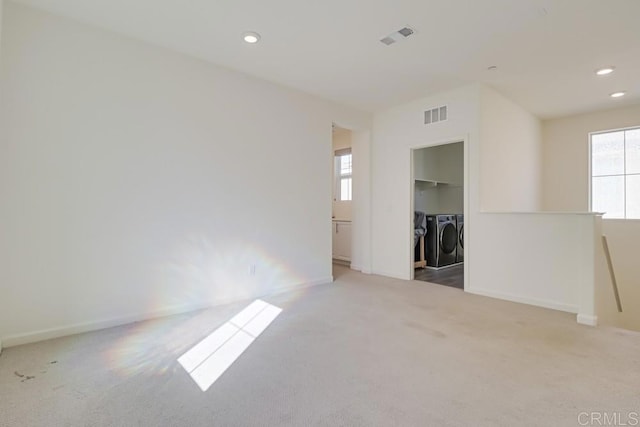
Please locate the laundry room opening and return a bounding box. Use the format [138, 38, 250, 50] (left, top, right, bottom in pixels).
[411, 141, 465, 289]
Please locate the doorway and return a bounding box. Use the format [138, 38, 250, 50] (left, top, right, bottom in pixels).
[331, 125, 352, 270]
[411, 141, 465, 289]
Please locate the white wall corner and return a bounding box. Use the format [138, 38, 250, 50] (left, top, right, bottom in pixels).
[371, 269, 409, 281]
[351, 129, 372, 276]
[577, 314, 598, 327]
[577, 216, 601, 326]
[350, 264, 373, 275]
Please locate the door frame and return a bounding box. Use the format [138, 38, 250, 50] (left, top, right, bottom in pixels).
[409, 136, 470, 291]
[330, 122, 373, 276]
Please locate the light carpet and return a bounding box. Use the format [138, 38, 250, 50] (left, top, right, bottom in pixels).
[1, 265, 639, 426]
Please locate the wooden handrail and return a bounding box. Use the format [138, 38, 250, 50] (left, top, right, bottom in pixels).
[601, 235, 623, 313]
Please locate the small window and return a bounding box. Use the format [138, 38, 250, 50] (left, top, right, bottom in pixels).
[335, 149, 352, 201]
[590, 127, 640, 218]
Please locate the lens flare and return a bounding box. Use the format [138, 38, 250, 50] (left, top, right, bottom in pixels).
[104, 234, 317, 378]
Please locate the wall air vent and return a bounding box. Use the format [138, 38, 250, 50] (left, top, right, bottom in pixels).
[424, 105, 448, 125]
[380, 26, 415, 46]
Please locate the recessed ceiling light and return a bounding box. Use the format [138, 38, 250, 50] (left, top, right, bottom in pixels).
[243, 31, 261, 44]
[610, 91, 626, 98]
[595, 67, 615, 76]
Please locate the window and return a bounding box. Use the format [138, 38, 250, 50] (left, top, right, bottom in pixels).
[335, 149, 352, 201]
[590, 127, 640, 218]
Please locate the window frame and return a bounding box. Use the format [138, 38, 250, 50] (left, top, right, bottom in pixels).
[589, 125, 640, 219]
[334, 148, 352, 202]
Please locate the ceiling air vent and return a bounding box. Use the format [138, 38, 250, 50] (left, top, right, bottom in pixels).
[380, 26, 415, 46]
[424, 105, 448, 125]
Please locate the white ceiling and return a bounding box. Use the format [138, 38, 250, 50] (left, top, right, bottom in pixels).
[12, 0, 640, 119]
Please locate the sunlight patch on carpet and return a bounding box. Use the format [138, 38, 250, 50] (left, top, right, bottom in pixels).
[178, 299, 282, 391]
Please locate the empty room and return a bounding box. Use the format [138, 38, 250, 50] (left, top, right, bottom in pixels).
[1, 1, 640, 426]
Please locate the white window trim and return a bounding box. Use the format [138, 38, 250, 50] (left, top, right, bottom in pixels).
[589, 125, 640, 219]
[334, 148, 352, 202]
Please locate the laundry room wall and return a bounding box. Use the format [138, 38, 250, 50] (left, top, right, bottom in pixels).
[434, 142, 463, 214]
[438, 187, 464, 214]
[414, 182, 440, 214]
[413, 142, 463, 215]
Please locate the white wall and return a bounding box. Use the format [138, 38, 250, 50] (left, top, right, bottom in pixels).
[597, 221, 640, 331]
[371, 85, 480, 279]
[0, 0, 4, 353]
[542, 104, 640, 211]
[332, 127, 352, 220]
[470, 212, 600, 323]
[479, 86, 542, 211]
[371, 84, 542, 280]
[413, 184, 464, 216]
[435, 142, 464, 187]
[413, 142, 463, 215]
[413, 146, 440, 182]
[0, 0, 3, 57]
[350, 129, 371, 273]
[414, 183, 440, 214]
[437, 187, 464, 214]
[414, 143, 464, 185]
[372, 83, 598, 323]
[542, 105, 640, 331]
[0, 3, 370, 346]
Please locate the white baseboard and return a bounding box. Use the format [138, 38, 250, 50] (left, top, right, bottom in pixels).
[577, 314, 598, 326]
[0, 276, 333, 349]
[349, 264, 373, 274]
[267, 276, 333, 296]
[346, 262, 372, 275]
[1, 302, 212, 349]
[467, 287, 579, 314]
[371, 269, 408, 281]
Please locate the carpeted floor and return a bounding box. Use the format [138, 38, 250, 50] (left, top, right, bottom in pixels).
[1, 265, 639, 427]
